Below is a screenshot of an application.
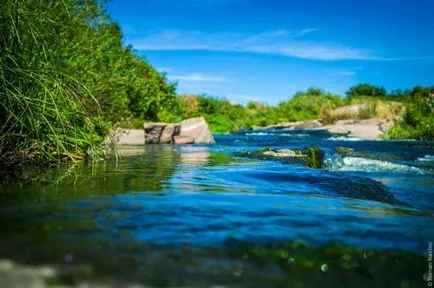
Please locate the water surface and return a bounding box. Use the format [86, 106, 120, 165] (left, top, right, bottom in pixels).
[0, 130, 433, 286]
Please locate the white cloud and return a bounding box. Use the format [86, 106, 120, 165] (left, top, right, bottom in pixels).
[156, 67, 173, 72]
[295, 28, 319, 37]
[131, 29, 382, 61]
[169, 73, 227, 82]
[227, 93, 262, 102]
[330, 71, 357, 76]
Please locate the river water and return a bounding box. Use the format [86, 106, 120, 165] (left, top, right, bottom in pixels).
[0, 129, 433, 286]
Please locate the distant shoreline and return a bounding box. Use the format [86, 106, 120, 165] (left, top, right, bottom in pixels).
[253, 118, 393, 140]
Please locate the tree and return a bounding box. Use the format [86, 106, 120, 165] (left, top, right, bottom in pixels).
[346, 83, 387, 98]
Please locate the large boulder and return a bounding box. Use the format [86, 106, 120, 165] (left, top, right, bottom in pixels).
[143, 117, 215, 144]
[179, 117, 215, 144]
[174, 136, 195, 144]
[104, 129, 145, 145]
[144, 123, 180, 144]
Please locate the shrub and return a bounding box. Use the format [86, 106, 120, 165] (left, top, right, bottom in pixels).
[358, 104, 377, 120]
[387, 92, 434, 140]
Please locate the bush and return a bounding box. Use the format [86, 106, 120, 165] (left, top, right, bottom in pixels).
[346, 83, 387, 98]
[387, 91, 434, 140]
[358, 104, 377, 120]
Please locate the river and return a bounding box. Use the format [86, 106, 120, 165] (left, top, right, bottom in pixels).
[0, 129, 433, 287]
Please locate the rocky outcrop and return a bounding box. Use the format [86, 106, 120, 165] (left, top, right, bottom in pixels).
[256, 116, 394, 140]
[240, 147, 325, 168]
[263, 120, 322, 130]
[323, 118, 392, 140]
[144, 117, 215, 144]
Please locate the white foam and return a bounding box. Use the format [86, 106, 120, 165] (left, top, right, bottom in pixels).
[246, 132, 307, 137]
[327, 136, 361, 141]
[245, 132, 269, 136]
[280, 133, 308, 137]
[326, 156, 424, 174]
[418, 155, 434, 162]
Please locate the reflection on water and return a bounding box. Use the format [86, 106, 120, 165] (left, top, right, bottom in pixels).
[0, 145, 182, 204]
[180, 146, 210, 165]
[0, 131, 433, 286]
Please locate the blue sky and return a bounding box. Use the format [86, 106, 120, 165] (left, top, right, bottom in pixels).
[108, 0, 434, 104]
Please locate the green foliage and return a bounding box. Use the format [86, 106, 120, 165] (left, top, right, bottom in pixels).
[0, 0, 431, 169]
[0, 0, 177, 168]
[305, 146, 325, 169]
[387, 88, 434, 140]
[358, 105, 377, 120]
[346, 83, 387, 98]
[169, 89, 344, 133]
[0, 0, 107, 166]
[276, 88, 344, 122]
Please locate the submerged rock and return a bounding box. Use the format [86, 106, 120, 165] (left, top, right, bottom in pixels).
[263, 120, 322, 130]
[262, 149, 306, 158]
[335, 146, 400, 162]
[240, 147, 325, 168]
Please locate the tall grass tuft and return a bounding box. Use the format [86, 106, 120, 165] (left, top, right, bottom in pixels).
[0, 0, 108, 168]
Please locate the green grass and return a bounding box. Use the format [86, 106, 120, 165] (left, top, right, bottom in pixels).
[0, 0, 107, 168]
[0, 0, 177, 170]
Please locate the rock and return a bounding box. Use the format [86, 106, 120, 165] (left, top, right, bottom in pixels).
[144, 123, 180, 144]
[293, 120, 323, 129]
[335, 146, 400, 162]
[174, 135, 195, 144]
[179, 117, 215, 144]
[264, 120, 322, 130]
[323, 118, 392, 140]
[239, 147, 325, 168]
[262, 149, 305, 158]
[104, 129, 145, 145]
[160, 124, 180, 143]
[106, 118, 215, 146]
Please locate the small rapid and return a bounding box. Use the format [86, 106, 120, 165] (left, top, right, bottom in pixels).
[325, 155, 425, 174]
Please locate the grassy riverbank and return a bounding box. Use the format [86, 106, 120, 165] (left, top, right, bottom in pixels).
[0, 0, 176, 169]
[1, 1, 433, 170]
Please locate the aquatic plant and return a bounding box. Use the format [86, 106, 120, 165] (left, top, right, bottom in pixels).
[305, 146, 325, 168]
